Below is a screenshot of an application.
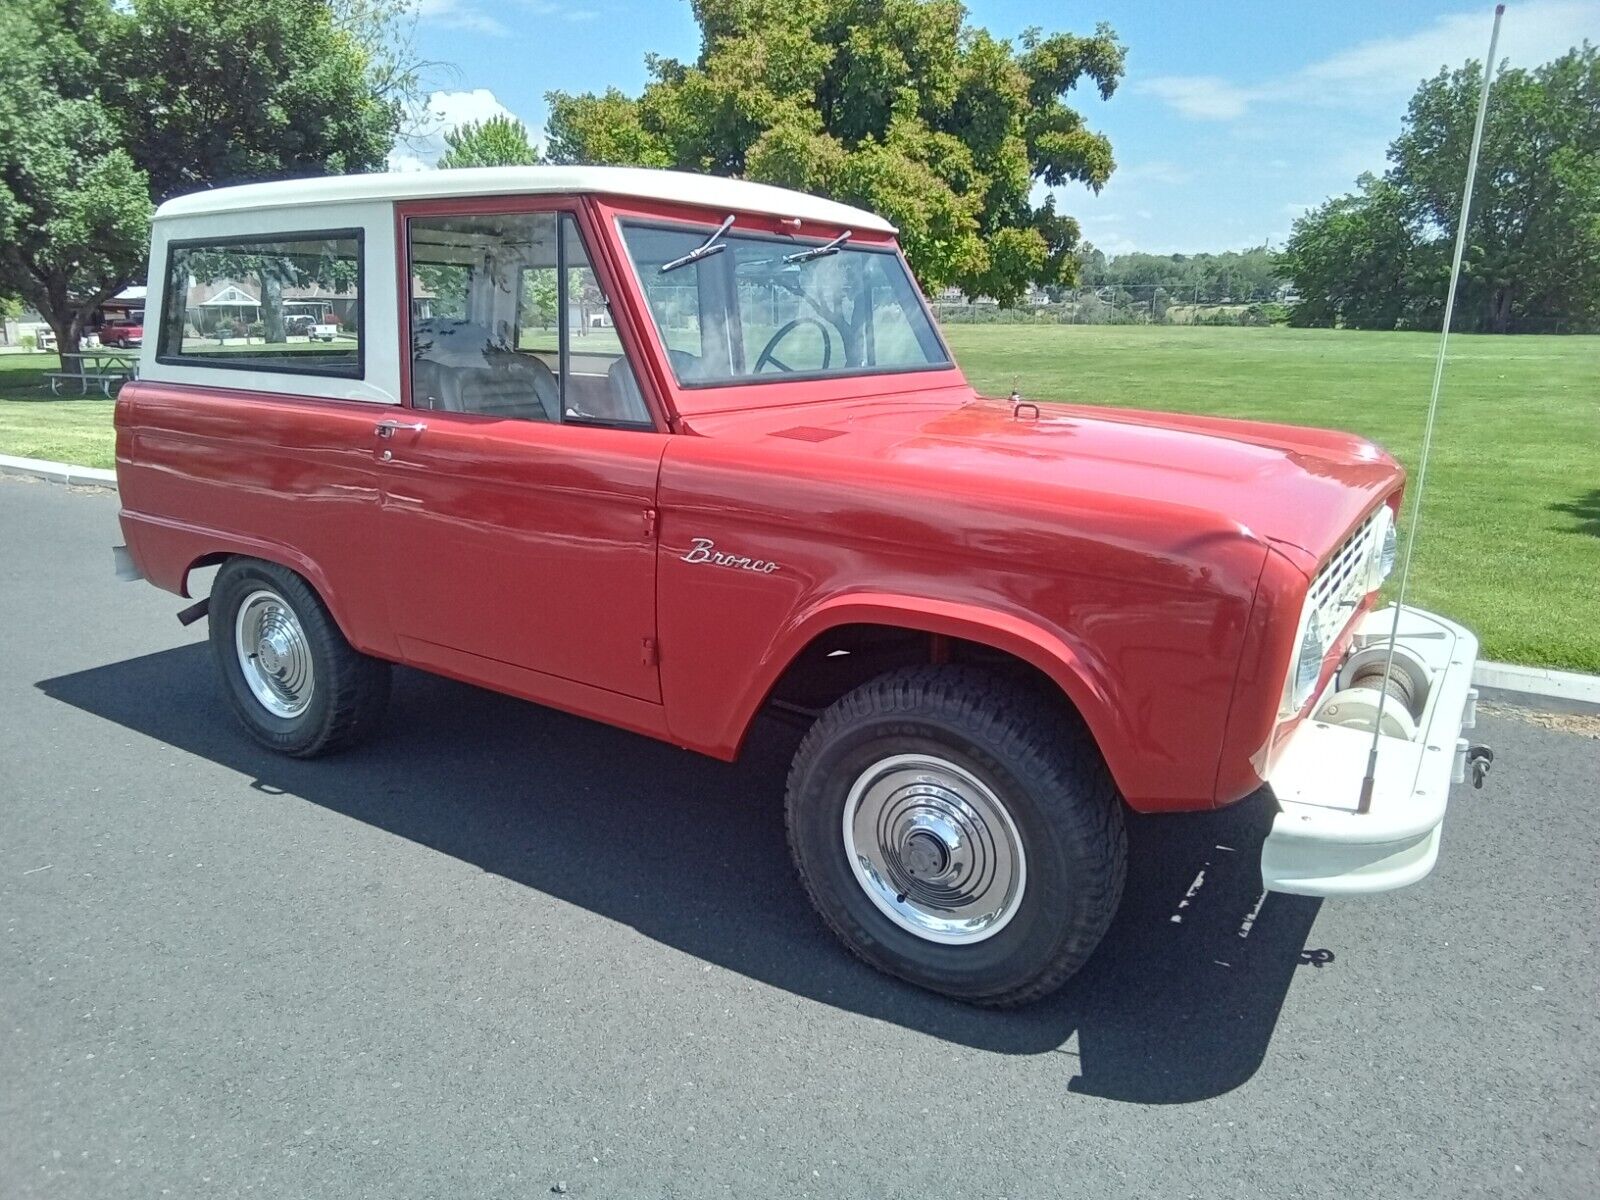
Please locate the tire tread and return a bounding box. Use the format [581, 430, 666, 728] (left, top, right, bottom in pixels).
[785, 665, 1127, 1007]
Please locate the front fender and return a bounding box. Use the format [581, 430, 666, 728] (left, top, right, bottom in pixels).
[690, 591, 1139, 800]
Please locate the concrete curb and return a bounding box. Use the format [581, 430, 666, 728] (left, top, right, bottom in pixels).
[0, 453, 117, 489]
[4, 452, 1597, 713]
[1474, 662, 1600, 717]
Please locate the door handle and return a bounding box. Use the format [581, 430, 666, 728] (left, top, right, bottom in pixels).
[375, 419, 426, 438]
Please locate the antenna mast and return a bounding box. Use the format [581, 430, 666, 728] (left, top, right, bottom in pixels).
[1358, 4, 1505, 813]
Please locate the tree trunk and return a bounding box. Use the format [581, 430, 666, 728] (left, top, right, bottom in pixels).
[1490, 286, 1513, 334]
[261, 270, 286, 343]
[46, 311, 85, 360]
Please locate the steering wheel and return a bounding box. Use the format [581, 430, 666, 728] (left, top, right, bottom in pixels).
[754, 317, 833, 374]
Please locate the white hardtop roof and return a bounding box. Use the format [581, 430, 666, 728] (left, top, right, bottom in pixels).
[153, 165, 897, 233]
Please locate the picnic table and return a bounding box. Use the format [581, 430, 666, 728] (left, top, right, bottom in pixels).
[46, 350, 140, 398]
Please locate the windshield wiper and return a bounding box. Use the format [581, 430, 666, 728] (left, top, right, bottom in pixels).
[783, 230, 852, 265]
[659, 214, 736, 273]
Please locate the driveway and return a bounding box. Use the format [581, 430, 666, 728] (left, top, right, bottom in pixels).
[2, 476, 1596, 1198]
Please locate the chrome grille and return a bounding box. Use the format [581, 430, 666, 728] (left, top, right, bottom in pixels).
[1305, 508, 1383, 656]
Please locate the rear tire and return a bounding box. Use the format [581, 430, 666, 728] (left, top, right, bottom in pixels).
[209, 557, 390, 757]
[785, 666, 1126, 1007]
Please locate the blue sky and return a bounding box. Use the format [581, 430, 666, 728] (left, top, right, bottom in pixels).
[399, 0, 1599, 254]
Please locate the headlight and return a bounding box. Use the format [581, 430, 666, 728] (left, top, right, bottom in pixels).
[1365, 505, 1397, 592]
[1288, 602, 1324, 713]
[1283, 593, 1326, 715]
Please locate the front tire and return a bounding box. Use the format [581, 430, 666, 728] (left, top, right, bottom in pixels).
[785, 666, 1127, 1007]
[209, 557, 390, 757]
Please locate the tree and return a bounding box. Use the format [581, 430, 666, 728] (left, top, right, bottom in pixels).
[438, 116, 541, 168]
[0, 1, 153, 358]
[1282, 43, 1600, 333]
[0, 0, 407, 357]
[1078, 245, 1283, 303]
[100, 0, 402, 203]
[1277, 175, 1439, 330]
[546, 0, 1124, 305]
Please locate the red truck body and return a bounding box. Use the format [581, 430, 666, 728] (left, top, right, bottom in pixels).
[114, 191, 1404, 816]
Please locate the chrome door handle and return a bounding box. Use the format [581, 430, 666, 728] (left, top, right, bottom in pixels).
[375, 419, 426, 438]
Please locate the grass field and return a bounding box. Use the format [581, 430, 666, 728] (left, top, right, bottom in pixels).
[2, 325, 1596, 670]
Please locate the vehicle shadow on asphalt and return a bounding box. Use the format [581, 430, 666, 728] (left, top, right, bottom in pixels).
[39, 644, 1325, 1104]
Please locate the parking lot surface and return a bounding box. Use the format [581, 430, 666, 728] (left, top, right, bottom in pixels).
[3, 476, 1597, 1198]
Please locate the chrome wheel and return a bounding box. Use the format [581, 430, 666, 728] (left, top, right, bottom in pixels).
[842, 753, 1027, 945]
[233, 588, 314, 718]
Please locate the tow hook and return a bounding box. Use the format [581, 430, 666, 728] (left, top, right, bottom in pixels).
[1467, 745, 1495, 789]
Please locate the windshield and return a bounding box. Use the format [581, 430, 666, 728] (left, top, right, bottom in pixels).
[620, 221, 951, 387]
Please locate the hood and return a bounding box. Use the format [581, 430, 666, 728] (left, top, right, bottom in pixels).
[684, 391, 1403, 565]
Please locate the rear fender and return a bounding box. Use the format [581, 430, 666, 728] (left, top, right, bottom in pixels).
[119, 513, 380, 655]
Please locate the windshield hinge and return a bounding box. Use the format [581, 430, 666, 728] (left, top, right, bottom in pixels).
[642, 637, 659, 667]
[643, 507, 658, 539]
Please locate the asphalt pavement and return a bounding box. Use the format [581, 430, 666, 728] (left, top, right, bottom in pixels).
[2, 475, 1596, 1199]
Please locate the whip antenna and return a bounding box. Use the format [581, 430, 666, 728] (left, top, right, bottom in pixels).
[1358, 4, 1504, 813]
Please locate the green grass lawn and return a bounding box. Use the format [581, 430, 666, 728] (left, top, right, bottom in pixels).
[0, 355, 122, 469]
[3, 326, 1596, 670]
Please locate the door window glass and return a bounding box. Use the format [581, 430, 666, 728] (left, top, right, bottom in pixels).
[407, 213, 650, 425]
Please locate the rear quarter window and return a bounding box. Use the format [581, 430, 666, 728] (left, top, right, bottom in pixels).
[157, 230, 364, 379]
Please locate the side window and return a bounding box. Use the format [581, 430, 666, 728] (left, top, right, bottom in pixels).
[158, 230, 362, 377]
[407, 212, 650, 426]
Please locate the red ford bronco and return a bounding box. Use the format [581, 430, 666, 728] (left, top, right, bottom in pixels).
[114, 167, 1484, 1006]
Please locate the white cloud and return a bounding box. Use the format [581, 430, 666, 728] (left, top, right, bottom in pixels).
[1303, 0, 1597, 100]
[1142, 0, 1600, 122]
[520, 1, 600, 19]
[416, 0, 509, 37]
[417, 0, 600, 34]
[1139, 75, 1254, 121]
[1112, 160, 1195, 187]
[387, 89, 536, 172]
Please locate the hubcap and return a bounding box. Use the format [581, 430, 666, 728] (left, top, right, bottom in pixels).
[234, 589, 314, 718]
[842, 753, 1027, 944]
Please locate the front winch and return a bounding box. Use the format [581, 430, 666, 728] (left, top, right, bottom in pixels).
[1313, 642, 1435, 738]
[1316, 686, 1418, 739]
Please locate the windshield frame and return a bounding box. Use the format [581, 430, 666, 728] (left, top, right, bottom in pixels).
[612, 213, 957, 395]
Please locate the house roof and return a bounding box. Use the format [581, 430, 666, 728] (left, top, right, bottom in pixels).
[197, 284, 261, 307]
[152, 166, 896, 233]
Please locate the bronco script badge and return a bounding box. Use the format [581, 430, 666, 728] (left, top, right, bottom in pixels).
[682, 537, 781, 574]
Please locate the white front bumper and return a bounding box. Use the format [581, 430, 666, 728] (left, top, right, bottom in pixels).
[1261, 605, 1480, 897]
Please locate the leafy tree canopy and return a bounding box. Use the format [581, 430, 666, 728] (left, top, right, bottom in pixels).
[1074, 243, 1283, 303]
[438, 116, 542, 168]
[1281, 43, 1600, 333]
[101, 0, 402, 202]
[0, 1, 153, 354]
[546, 0, 1124, 305]
[0, 0, 407, 355]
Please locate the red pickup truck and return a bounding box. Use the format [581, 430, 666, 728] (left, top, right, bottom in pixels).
[100, 316, 143, 348]
[113, 167, 1484, 1006]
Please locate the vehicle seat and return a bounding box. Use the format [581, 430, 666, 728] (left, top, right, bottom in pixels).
[411, 318, 558, 421]
[603, 357, 649, 423]
[668, 349, 704, 382]
[457, 359, 558, 421]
